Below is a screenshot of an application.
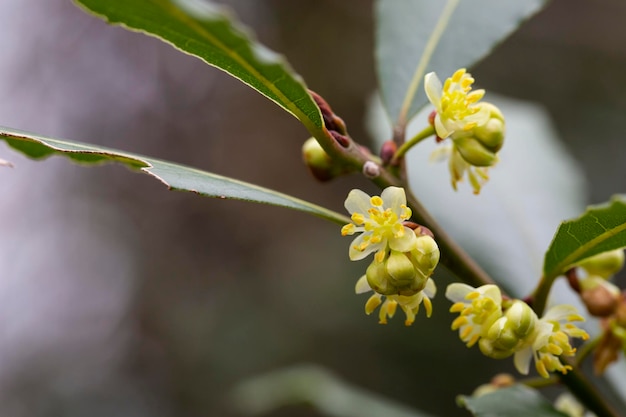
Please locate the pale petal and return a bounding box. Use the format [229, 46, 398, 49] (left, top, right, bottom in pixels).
[429, 145, 452, 163]
[355, 274, 372, 294]
[423, 278, 437, 298]
[348, 234, 384, 261]
[479, 284, 503, 304]
[389, 228, 417, 252]
[424, 72, 442, 108]
[380, 186, 406, 212]
[445, 283, 474, 302]
[543, 304, 579, 322]
[344, 189, 372, 215]
[513, 347, 533, 375]
[434, 115, 451, 139]
[466, 102, 490, 126]
[532, 321, 554, 350]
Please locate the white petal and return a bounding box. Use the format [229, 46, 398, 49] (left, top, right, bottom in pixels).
[348, 234, 383, 261]
[424, 72, 442, 108]
[344, 189, 372, 215]
[543, 304, 579, 322]
[355, 275, 372, 294]
[423, 278, 437, 298]
[434, 115, 451, 139]
[479, 285, 503, 304]
[429, 145, 452, 163]
[389, 228, 417, 252]
[467, 103, 490, 126]
[532, 321, 555, 350]
[445, 283, 474, 302]
[513, 347, 533, 375]
[380, 186, 406, 212]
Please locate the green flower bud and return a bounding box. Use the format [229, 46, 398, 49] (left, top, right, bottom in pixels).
[472, 102, 505, 152]
[366, 260, 397, 296]
[577, 249, 625, 279]
[484, 301, 536, 353]
[386, 251, 417, 287]
[478, 337, 515, 359]
[453, 136, 498, 167]
[411, 235, 440, 276]
[505, 300, 537, 339]
[302, 137, 355, 181]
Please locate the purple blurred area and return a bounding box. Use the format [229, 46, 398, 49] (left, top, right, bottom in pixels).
[0, 1, 625, 416]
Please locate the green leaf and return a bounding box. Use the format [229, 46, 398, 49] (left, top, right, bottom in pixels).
[0, 126, 349, 225]
[230, 364, 434, 417]
[73, 0, 323, 136]
[376, 0, 548, 126]
[459, 385, 568, 417]
[543, 196, 626, 280]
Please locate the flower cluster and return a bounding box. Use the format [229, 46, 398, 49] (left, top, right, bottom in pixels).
[342, 186, 440, 325]
[425, 69, 505, 194]
[446, 283, 588, 378]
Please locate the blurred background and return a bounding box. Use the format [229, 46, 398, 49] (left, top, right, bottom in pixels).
[0, 0, 625, 416]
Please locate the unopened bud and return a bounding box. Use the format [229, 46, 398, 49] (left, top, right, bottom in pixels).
[453, 136, 498, 167]
[366, 260, 396, 296]
[411, 235, 440, 275]
[362, 161, 380, 179]
[577, 249, 625, 279]
[472, 102, 505, 152]
[581, 284, 619, 317]
[505, 300, 536, 339]
[483, 301, 536, 354]
[302, 137, 335, 181]
[386, 251, 417, 287]
[380, 140, 397, 165]
[478, 337, 515, 359]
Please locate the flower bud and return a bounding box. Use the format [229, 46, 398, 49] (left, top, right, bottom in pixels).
[302, 137, 336, 181]
[365, 260, 397, 296]
[471, 102, 505, 152]
[505, 300, 537, 339]
[386, 251, 417, 287]
[482, 301, 536, 355]
[577, 249, 625, 279]
[411, 235, 440, 275]
[453, 136, 498, 167]
[581, 284, 619, 317]
[478, 337, 515, 359]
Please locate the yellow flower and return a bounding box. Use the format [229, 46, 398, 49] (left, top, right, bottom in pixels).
[356, 274, 436, 326]
[446, 283, 503, 347]
[424, 68, 489, 139]
[513, 305, 589, 378]
[425, 70, 505, 194]
[341, 187, 417, 262]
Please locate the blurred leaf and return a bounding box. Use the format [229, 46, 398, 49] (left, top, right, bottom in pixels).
[367, 94, 586, 297]
[376, 0, 548, 126]
[543, 196, 626, 280]
[459, 385, 568, 417]
[231, 364, 434, 417]
[0, 126, 349, 225]
[73, 0, 324, 135]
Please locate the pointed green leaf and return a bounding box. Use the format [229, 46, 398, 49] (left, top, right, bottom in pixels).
[73, 0, 323, 136]
[459, 385, 568, 417]
[543, 196, 626, 280]
[0, 126, 348, 225]
[376, 0, 548, 126]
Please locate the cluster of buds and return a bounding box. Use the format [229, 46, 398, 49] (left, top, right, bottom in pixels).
[341, 186, 440, 325]
[569, 249, 626, 374]
[425, 69, 505, 194]
[446, 283, 588, 378]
